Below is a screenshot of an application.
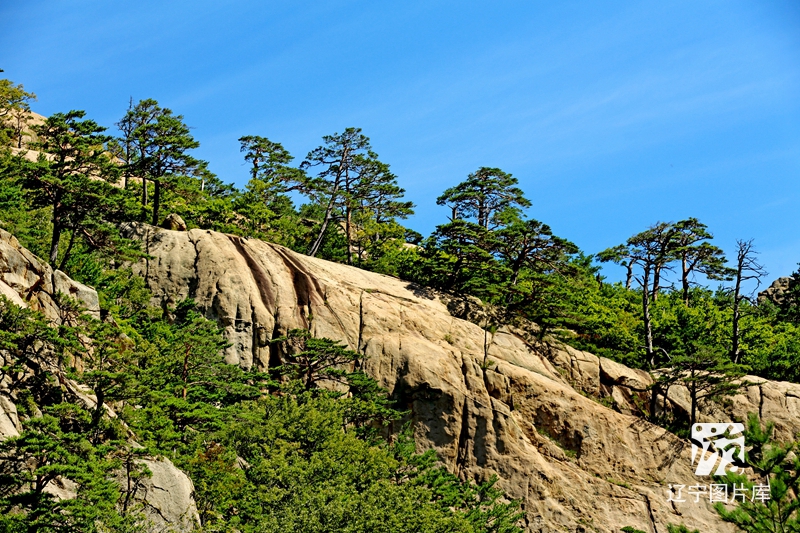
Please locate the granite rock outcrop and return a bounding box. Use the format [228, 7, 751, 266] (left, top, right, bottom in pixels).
[124, 222, 800, 533]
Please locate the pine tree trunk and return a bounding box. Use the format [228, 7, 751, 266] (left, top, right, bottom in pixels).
[652, 266, 661, 302]
[682, 255, 690, 305]
[57, 228, 77, 271]
[92, 388, 105, 429]
[308, 178, 340, 257]
[140, 147, 148, 206]
[649, 382, 661, 421]
[732, 269, 743, 363]
[182, 345, 190, 400]
[49, 219, 62, 266]
[345, 204, 352, 265]
[15, 114, 23, 149]
[642, 268, 655, 367]
[152, 179, 161, 226]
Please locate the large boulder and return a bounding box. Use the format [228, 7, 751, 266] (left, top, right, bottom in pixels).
[134, 459, 200, 532]
[758, 276, 791, 306]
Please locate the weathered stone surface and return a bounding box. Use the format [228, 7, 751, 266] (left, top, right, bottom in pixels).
[162, 213, 188, 231]
[0, 394, 21, 439]
[0, 279, 26, 307]
[135, 459, 200, 532]
[600, 357, 651, 391]
[0, 228, 100, 319]
[53, 269, 101, 318]
[550, 344, 601, 396]
[126, 222, 775, 533]
[721, 378, 800, 442]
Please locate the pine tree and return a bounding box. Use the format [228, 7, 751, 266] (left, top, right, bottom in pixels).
[436, 167, 530, 230]
[672, 218, 731, 305]
[301, 128, 373, 258]
[20, 110, 123, 267]
[235, 135, 306, 243]
[117, 99, 203, 225]
[421, 220, 506, 301]
[599, 222, 679, 367]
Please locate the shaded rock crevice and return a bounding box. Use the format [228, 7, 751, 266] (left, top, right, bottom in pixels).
[229, 236, 276, 312]
[187, 232, 201, 300]
[644, 493, 658, 533]
[268, 244, 323, 324]
[454, 394, 471, 474]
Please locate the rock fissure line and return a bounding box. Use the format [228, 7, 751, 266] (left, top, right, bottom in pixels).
[142, 226, 152, 287]
[25, 273, 46, 302]
[268, 248, 358, 348]
[643, 492, 658, 533]
[187, 231, 201, 300]
[228, 236, 276, 311]
[454, 392, 471, 475]
[249, 300, 259, 370]
[357, 291, 364, 356]
[267, 245, 321, 328]
[268, 307, 283, 370]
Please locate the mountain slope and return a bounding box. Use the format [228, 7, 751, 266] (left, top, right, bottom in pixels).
[123, 221, 800, 533]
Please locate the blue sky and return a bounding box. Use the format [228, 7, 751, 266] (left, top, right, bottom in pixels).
[2, 1, 799, 286]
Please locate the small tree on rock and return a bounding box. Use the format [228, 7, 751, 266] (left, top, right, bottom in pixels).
[0, 78, 36, 148]
[655, 343, 748, 426]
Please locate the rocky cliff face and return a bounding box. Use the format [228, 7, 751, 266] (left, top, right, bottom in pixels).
[121, 222, 800, 533]
[0, 228, 200, 532]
